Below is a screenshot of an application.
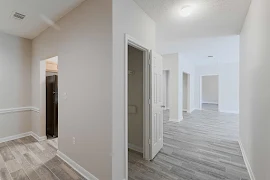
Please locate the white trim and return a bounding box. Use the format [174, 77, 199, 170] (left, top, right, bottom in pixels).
[238, 140, 255, 180]
[169, 118, 183, 123]
[30, 132, 47, 142]
[0, 107, 32, 114]
[124, 34, 151, 179]
[31, 107, 40, 113]
[0, 107, 40, 114]
[57, 150, 98, 180]
[0, 131, 46, 143]
[202, 102, 218, 105]
[219, 110, 239, 114]
[128, 143, 143, 153]
[0, 132, 32, 143]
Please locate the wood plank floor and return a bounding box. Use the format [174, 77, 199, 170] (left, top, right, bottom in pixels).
[128, 110, 251, 180]
[0, 136, 86, 180]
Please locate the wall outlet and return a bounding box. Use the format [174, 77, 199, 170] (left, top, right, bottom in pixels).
[72, 137, 76, 145]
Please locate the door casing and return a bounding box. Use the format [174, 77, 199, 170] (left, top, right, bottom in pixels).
[124, 34, 151, 179]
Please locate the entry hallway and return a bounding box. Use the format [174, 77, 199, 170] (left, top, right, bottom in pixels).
[0, 136, 86, 180]
[129, 110, 251, 180]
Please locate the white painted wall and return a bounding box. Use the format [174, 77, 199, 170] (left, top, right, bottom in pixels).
[0, 32, 32, 139]
[163, 54, 179, 120]
[157, 35, 240, 66]
[202, 76, 219, 104]
[195, 63, 239, 113]
[112, 0, 156, 179]
[128, 46, 143, 151]
[178, 54, 195, 115]
[240, 0, 270, 179]
[163, 53, 195, 121]
[31, 0, 112, 179]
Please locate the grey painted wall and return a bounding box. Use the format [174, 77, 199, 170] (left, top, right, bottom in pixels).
[31, 0, 112, 179]
[0, 32, 32, 138]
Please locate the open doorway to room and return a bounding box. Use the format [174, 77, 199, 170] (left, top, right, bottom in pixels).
[125, 35, 164, 179]
[182, 72, 190, 113]
[200, 75, 219, 111]
[163, 70, 170, 121]
[40, 56, 59, 149]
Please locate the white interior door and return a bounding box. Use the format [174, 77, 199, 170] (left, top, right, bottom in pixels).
[150, 50, 163, 159]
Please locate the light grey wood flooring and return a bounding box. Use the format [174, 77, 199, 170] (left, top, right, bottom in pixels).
[202, 103, 219, 112]
[0, 136, 86, 180]
[128, 110, 251, 180]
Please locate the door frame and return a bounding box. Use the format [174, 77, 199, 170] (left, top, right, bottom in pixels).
[199, 74, 219, 110]
[40, 56, 59, 142]
[182, 72, 191, 113]
[124, 34, 151, 178]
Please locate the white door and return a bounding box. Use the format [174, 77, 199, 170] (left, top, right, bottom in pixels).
[150, 50, 163, 159]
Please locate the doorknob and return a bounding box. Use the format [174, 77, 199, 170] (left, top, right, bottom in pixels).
[161, 105, 165, 108]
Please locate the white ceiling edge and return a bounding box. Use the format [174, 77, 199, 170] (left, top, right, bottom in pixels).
[159, 35, 240, 66]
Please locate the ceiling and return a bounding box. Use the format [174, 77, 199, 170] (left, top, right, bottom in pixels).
[0, 0, 85, 39]
[134, 0, 251, 40]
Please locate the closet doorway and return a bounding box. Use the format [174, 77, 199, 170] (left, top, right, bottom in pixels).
[182, 72, 190, 113]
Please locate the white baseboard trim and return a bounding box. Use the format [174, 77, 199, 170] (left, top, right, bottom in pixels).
[0, 132, 32, 143]
[219, 110, 239, 114]
[128, 143, 143, 153]
[169, 117, 183, 123]
[30, 132, 47, 142]
[202, 102, 218, 105]
[57, 150, 98, 180]
[0, 131, 47, 144]
[238, 140, 255, 180]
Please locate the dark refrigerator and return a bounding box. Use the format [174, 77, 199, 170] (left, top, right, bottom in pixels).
[46, 75, 58, 138]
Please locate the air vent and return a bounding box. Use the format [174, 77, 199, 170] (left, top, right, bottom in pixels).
[13, 12, 26, 20]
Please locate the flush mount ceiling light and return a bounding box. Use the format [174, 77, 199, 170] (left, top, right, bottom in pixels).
[180, 5, 193, 17]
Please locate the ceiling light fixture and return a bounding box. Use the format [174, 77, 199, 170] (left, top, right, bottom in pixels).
[180, 5, 193, 17]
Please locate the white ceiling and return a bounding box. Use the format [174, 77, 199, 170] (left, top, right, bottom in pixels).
[134, 0, 251, 40]
[0, 0, 85, 39]
[157, 35, 240, 65]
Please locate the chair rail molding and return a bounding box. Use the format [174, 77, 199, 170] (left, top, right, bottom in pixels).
[0, 107, 40, 114]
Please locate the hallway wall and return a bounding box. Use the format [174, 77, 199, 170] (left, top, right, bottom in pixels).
[240, 0, 270, 179]
[112, 0, 156, 179]
[0, 32, 32, 139]
[31, 0, 112, 179]
[163, 53, 195, 121]
[195, 63, 239, 113]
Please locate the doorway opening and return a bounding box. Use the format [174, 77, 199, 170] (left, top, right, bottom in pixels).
[40, 56, 59, 149]
[200, 75, 219, 111]
[163, 70, 170, 110]
[128, 45, 144, 156]
[182, 72, 190, 113]
[125, 35, 164, 179]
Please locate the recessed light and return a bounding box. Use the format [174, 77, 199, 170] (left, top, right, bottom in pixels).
[180, 5, 193, 17]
